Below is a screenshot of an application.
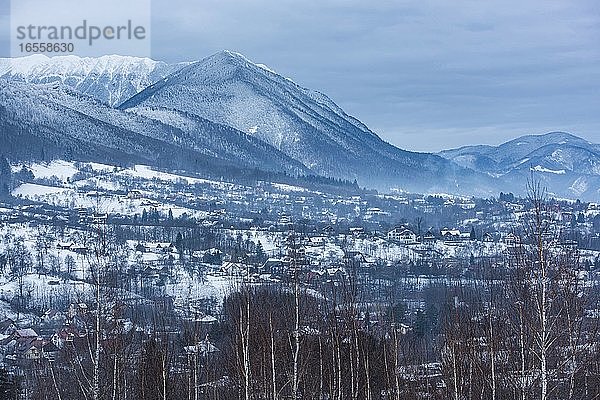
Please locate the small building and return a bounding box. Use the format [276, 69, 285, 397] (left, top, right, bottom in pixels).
[14, 328, 39, 340]
[349, 227, 365, 237]
[482, 232, 494, 243]
[440, 228, 461, 239]
[127, 190, 143, 199]
[308, 236, 326, 246]
[322, 225, 335, 236]
[261, 258, 286, 274]
[146, 242, 176, 254]
[42, 342, 60, 361]
[56, 241, 75, 250]
[388, 227, 418, 244]
[423, 230, 436, 242]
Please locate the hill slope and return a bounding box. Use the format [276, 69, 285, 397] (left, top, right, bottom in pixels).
[0, 81, 309, 177]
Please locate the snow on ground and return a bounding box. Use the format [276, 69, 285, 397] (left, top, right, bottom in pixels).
[166, 266, 239, 309]
[305, 242, 345, 263]
[247, 229, 281, 253]
[271, 183, 309, 193]
[12, 183, 75, 199]
[27, 160, 79, 181]
[124, 165, 204, 184]
[531, 165, 566, 174]
[352, 237, 417, 262]
[0, 298, 40, 327]
[12, 179, 208, 220]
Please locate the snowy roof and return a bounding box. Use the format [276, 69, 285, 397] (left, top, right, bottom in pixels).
[16, 328, 39, 338]
[199, 315, 218, 323]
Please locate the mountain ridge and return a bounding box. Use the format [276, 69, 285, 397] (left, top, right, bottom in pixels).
[2, 52, 597, 199]
[0, 54, 187, 107]
[438, 131, 600, 199]
[0, 80, 309, 178]
[119, 50, 496, 195]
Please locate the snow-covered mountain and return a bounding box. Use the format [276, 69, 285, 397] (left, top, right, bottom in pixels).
[120, 50, 493, 195]
[0, 80, 309, 176]
[439, 132, 600, 199]
[5, 51, 593, 199]
[0, 54, 186, 106]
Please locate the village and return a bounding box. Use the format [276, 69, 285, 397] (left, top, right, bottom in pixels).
[0, 160, 599, 398]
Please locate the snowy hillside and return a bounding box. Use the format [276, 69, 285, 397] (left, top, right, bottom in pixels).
[0, 80, 308, 176]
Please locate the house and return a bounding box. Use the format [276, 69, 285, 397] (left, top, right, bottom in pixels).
[308, 236, 326, 246]
[184, 338, 220, 357]
[441, 228, 471, 243]
[220, 262, 251, 276]
[261, 258, 286, 274]
[135, 243, 146, 253]
[326, 267, 346, 281]
[145, 242, 176, 254]
[16, 338, 44, 360]
[349, 227, 365, 237]
[503, 233, 521, 246]
[387, 227, 418, 244]
[70, 244, 88, 255]
[52, 326, 87, 348]
[127, 190, 143, 199]
[322, 225, 335, 236]
[56, 241, 75, 250]
[42, 342, 60, 361]
[440, 228, 461, 239]
[201, 248, 222, 265]
[42, 309, 66, 326]
[482, 232, 494, 242]
[422, 230, 436, 242]
[56, 242, 87, 254]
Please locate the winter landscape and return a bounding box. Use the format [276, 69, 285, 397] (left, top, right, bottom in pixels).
[0, 48, 598, 399]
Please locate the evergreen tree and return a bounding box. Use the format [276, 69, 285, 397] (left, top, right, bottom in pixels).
[255, 241, 267, 264]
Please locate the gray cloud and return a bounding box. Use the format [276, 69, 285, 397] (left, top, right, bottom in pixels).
[149, 0, 599, 151]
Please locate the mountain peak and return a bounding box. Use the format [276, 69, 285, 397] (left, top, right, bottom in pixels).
[537, 131, 586, 143]
[194, 50, 277, 76]
[507, 131, 590, 148]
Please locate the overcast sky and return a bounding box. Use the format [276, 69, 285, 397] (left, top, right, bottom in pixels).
[3, 0, 599, 151]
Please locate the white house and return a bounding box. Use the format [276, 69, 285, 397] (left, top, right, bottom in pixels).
[388, 227, 418, 244]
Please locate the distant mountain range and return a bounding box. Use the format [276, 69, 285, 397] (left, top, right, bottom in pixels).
[0, 52, 598, 200]
[0, 54, 186, 106]
[438, 132, 600, 200]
